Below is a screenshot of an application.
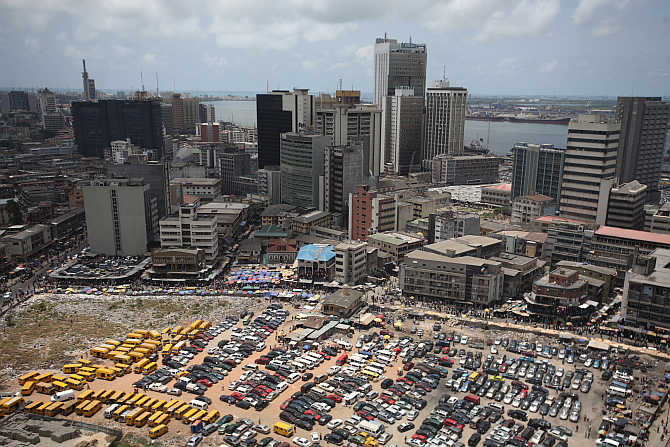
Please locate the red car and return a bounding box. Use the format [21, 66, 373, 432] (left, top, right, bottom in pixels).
[231, 392, 244, 400]
[197, 379, 212, 387]
[403, 362, 414, 371]
[304, 409, 321, 420]
[356, 410, 373, 421]
[412, 434, 427, 442]
[255, 357, 270, 365]
[327, 394, 342, 403]
[280, 399, 290, 410]
[318, 352, 331, 360]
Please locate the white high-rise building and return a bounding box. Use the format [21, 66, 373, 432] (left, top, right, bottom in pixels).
[423, 81, 467, 162]
[381, 87, 424, 175]
[559, 114, 620, 224]
[374, 37, 427, 106]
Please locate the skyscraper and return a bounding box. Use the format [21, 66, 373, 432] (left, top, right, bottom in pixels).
[256, 89, 314, 169]
[511, 143, 565, 201]
[615, 97, 670, 203]
[72, 99, 164, 158]
[559, 114, 619, 224]
[373, 37, 427, 106]
[381, 87, 424, 175]
[279, 133, 329, 208]
[38, 88, 65, 133]
[170, 93, 184, 132]
[324, 143, 371, 215]
[423, 81, 467, 162]
[8, 91, 29, 111]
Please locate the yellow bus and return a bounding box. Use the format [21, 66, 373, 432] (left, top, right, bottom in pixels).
[132, 359, 150, 373]
[36, 401, 52, 416]
[90, 347, 109, 358]
[63, 363, 81, 374]
[33, 373, 53, 384]
[128, 351, 145, 362]
[75, 399, 90, 416]
[142, 362, 158, 375]
[161, 344, 173, 355]
[45, 401, 63, 417]
[96, 368, 116, 381]
[172, 334, 186, 344]
[36, 382, 55, 395]
[125, 407, 144, 425]
[109, 391, 123, 403]
[78, 366, 96, 374]
[24, 401, 42, 414]
[51, 374, 68, 383]
[190, 320, 203, 329]
[182, 408, 198, 423]
[21, 381, 36, 396]
[152, 413, 170, 428]
[115, 345, 131, 353]
[135, 395, 150, 408]
[83, 400, 102, 417]
[171, 325, 184, 335]
[163, 400, 181, 414]
[101, 390, 115, 403]
[142, 397, 158, 409]
[151, 400, 166, 412]
[189, 409, 207, 424]
[202, 409, 220, 425]
[18, 371, 39, 385]
[105, 339, 121, 347]
[135, 410, 151, 427]
[69, 374, 85, 382]
[149, 424, 168, 439]
[127, 332, 144, 340]
[115, 363, 130, 374]
[61, 400, 78, 416]
[116, 392, 132, 405]
[126, 393, 143, 406]
[173, 403, 190, 420]
[199, 321, 212, 330]
[274, 422, 295, 437]
[125, 338, 142, 346]
[135, 347, 151, 357]
[113, 404, 129, 421]
[90, 389, 105, 401]
[77, 390, 94, 401]
[187, 329, 200, 339]
[77, 371, 95, 382]
[148, 330, 161, 340]
[139, 342, 156, 352]
[172, 340, 186, 352]
[77, 358, 91, 367]
[52, 381, 69, 392]
[148, 410, 165, 426]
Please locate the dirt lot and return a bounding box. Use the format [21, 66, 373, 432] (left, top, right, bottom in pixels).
[5, 296, 669, 447]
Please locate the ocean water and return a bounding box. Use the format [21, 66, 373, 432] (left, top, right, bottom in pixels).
[204, 100, 569, 155]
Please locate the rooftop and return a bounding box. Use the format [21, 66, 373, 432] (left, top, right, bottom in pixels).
[516, 194, 554, 203]
[322, 288, 364, 309]
[595, 226, 670, 246]
[367, 232, 424, 246]
[405, 249, 501, 268]
[627, 249, 670, 287]
[494, 230, 547, 244]
[261, 204, 300, 217]
[483, 183, 512, 192]
[296, 244, 335, 262]
[334, 241, 368, 251]
[611, 180, 647, 195]
[535, 215, 591, 225]
[171, 177, 220, 186]
[555, 260, 617, 276]
[293, 210, 330, 224]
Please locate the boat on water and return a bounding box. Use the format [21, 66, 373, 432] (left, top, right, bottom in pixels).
[466, 113, 571, 125]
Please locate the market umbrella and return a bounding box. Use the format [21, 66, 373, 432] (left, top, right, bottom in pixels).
[374, 318, 383, 323]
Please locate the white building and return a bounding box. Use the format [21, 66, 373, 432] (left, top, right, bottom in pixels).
[423, 81, 468, 162]
[170, 177, 222, 200]
[159, 199, 219, 261]
[334, 240, 368, 285]
[373, 37, 427, 107]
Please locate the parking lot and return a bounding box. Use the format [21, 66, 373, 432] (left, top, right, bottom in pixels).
[9, 301, 669, 447]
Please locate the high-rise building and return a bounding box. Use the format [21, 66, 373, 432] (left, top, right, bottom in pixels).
[83, 178, 157, 256]
[256, 89, 314, 169]
[199, 103, 216, 123]
[279, 133, 329, 208]
[430, 154, 499, 185]
[72, 99, 164, 158]
[38, 88, 65, 133]
[348, 185, 396, 240]
[314, 104, 383, 177]
[258, 166, 281, 205]
[159, 199, 219, 261]
[107, 160, 170, 223]
[511, 143, 565, 201]
[8, 91, 29, 111]
[183, 97, 200, 132]
[616, 97, 670, 203]
[423, 81, 467, 162]
[324, 143, 371, 215]
[170, 93, 184, 132]
[220, 150, 251, 195]
[559, 114, 619, 224]
[382, 88, 424, 175]
[334, 240, 368, 285]
[374, 37, 427, 106]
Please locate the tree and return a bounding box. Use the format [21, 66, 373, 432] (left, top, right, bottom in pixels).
[6, 200, 22, 225]
[500, 206, 511, 216]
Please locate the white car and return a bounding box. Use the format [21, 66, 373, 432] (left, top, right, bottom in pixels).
[167, 388, 182, 396]
[310, 432, 320, 443]
[148, 383, 168, 393]
[327, 419, 343, 429]
[461, 336, 469, 345]
[293, 436, 312, 447]
[228, 381, 239, 391]
[407, 409, 419, 421]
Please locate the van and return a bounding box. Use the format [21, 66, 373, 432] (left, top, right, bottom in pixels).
[105, 404, 120, 419]
[273, 421, 295, 437]
[51, 390, 75, 402]
[344, 391, 360, 405]
[190, 399, 209, 411]
[358, 420, 385, 436]
[286, 373, 301, 383]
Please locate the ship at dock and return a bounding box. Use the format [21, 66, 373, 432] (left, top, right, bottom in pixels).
[466, 113, 570, 125]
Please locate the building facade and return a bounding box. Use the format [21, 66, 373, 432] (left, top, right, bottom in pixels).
[334, 240, 368, 285]
[431, 155, 500, 186]
[366, 232, 424, 263]
[559, 114, 619, 224]
[511, 194, 555, 227]
[324, 143, 370, 215]
[348, 185, 395, 241]
[170, 178, 222, 200]
[423, 82, 467, 161]
[481, 183, 512, 206]
[605, 180, 647, 230]
[623, 249, 670, 330]
[381, 88, 424, 175]
[279, 133, 329, 208]
[258, 166, 281, 205]
[511, 143, 565, 201]
[526, 268, 595, 323]
[159, 199, 219, 261]
[373, 37, 427, 106]
[616, 97, 670, 203]
[428, 210, 480, 243]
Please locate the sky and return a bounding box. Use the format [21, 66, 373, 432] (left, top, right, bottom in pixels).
[0, 0, 669, 97]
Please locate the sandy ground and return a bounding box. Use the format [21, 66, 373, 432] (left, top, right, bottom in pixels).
[10, 303, 669, 447]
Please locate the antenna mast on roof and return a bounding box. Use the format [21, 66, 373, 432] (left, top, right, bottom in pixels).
[155, 72, 159, 97]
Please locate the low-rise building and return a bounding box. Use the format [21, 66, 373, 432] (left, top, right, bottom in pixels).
[623, 249, 670, 330]
[555, 260, 616, 303]
[526, 268, 598, 323]
[260, 203, 301, 229]
[399, 250, 504, 307]
[649, 203, 670, 234]
[1, 224, 52, 260]
[511, 194, 555, 227]
[296, 243, 336, 282]
[321, 288, 364, 318]
[481, 183, 512, 206]
[148, 248, 211, 281]
[170, 177, 222, 200]
[490, 253, 546, 300]
[428, 210, 480, 243]
[366, 232, 424, 263]
[310, 225, 348, 242]
[292, 210, 331, 234]
[423, 235, 502, 259]
[334, 240, 368, 285]
[489, 230, 547, 259]
[266, 238, 298, 264]
[196, 201, 248, 240]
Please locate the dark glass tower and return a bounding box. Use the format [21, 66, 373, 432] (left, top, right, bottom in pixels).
[256, 93, 292, 169]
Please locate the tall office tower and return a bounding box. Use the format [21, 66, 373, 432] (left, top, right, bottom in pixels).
[220, 150, 251, 195]
[81, 59, 90, 100]
[38, 88, 65, 133]
[314, 104, 383, 177]
[256, 89, 314, 169]
[279, 133, 329, 208]
[423, 81, 468, 163]
[183, 97, 200, 132]
[381, 87, 424, 175]
[324, 143, 371, 215]
[199, 103, 216, 123]
[160, 103, 173, 134]
[107, 160, 170, 223]
[0, 92, 9, 113]
[373, 36, 427, 106]
[170, 93, 184, 132]
[559, 114, 619, 224]
[616, 97, 670, 203]
[83, 178, 157, 256]
[8, 91, 29, 111]
[258, 166, 282, 205]
[72, 99, 164, 158]
[511, 143, 565, 202]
